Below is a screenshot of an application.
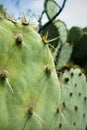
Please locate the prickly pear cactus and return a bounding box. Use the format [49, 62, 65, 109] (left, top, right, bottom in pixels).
[0, 4, 6, 18]
[40, 20, 68, 48]
[56, 68, 87, 130]
[0, 19, 60, 130]
[68, 26, 87, 68]
[54, 42, 72, 70]
[44, 0, 58, 20]
[68, 26, 83, 45]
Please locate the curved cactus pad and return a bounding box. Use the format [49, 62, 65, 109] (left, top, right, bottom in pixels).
[44, 0, 58, 20]
[0, 19, 60, 130]
[57, 68, 87, 130]
[55, 42, 73, 70]
[40, 20, 68, 49]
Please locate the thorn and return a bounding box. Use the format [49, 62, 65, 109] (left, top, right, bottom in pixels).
[7, 15, 17, 24]
[25, 100, 37, 116]
[42, 32, 48, 44]
[61, 83, 70, 89]
[60, 111, 69, 124]
[21, 11, 29, 25]
[6, 78, 14, 94]
[42, 36, 59, 44]
[46, 36, 59, 43]
[15, 33, 29, 50]
[33, 112, 46, 125]
[22, 42, 30, 50]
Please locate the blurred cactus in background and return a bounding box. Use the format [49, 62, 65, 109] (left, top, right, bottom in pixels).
[0, 4, 6, 18]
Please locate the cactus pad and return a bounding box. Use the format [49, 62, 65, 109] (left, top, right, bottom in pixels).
[56, 68, 87, 130]
[0, 19, 60, 130]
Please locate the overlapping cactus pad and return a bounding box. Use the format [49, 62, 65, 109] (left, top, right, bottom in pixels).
[57, 68, 87, 130]
[0, 19, 60, 130]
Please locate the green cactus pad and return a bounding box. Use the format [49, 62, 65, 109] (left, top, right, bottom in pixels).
[55, 42, 73, 70]
[44, 0, 58, 20]
[68, 26, 83, 45]
[71, 29, 87, 68]
[0, 4, 6, 18]
[40, 20, 68, 49]
[0, 19, 60, 130]
[56, 68, 87, 130]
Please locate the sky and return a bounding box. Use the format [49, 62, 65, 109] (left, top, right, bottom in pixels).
[0, 0, 87, 29]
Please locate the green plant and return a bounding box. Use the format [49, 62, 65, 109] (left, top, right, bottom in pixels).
[0, 1, 87, 130]
[68, 26, 87, 69]
[0, 18, 60, 130]
[68, 26, 83, 45]
[0, 4, 6, 18]
[56, 67, 87, 130]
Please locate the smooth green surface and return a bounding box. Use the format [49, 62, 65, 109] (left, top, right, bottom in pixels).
[56, 42, 73, 70]
[0, 19, 60, 130]
[57, 68, 87, 130]
[44, 0, 58, 20]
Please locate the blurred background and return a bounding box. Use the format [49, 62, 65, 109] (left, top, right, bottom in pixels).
[0, 0, 87, 29]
